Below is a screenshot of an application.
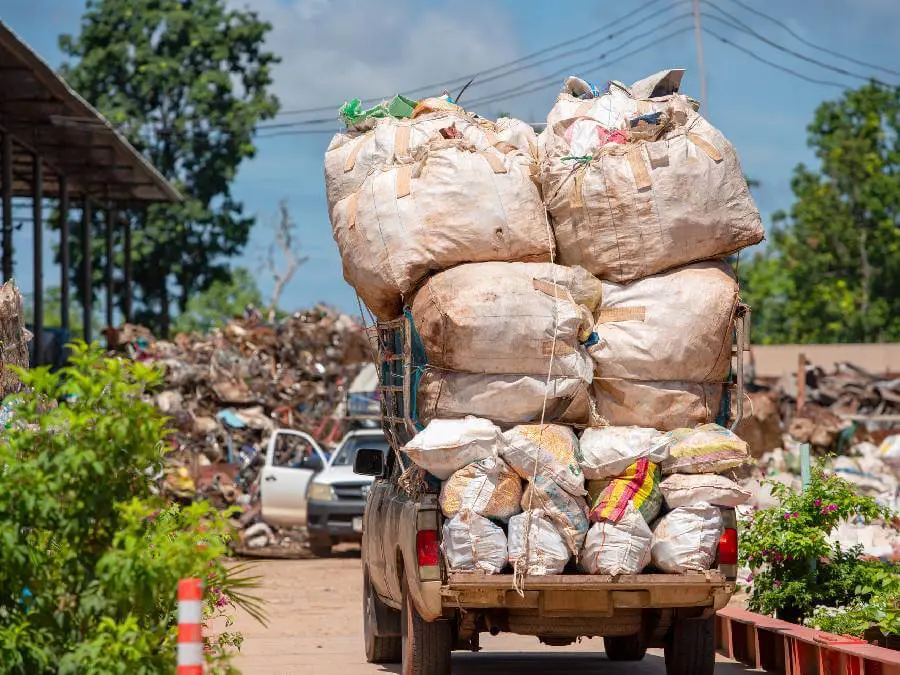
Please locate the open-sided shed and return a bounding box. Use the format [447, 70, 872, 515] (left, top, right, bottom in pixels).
[0, 20, 181, 362]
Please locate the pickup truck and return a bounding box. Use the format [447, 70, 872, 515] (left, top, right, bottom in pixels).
[352, 311, 748, 675]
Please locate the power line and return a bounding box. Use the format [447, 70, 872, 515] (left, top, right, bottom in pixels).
[465, 18, 694, 109]
[272, 0, 672, 117]
[719, 0, 900, 77]
[704, 26, 848, 90]
[702, 7, 889, 85]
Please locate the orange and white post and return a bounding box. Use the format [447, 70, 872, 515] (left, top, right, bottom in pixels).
[177, 578, 204, 675]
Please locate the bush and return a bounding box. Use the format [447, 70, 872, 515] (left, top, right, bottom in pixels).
[0, 343, 261, 673]
[740, 462, 893, 622]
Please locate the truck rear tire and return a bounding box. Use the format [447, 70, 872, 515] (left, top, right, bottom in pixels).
[664, 617, 715, 675]
[604, 633, 647, 661]
[363, 570, 401, 663]
[401, 578, 451, 675]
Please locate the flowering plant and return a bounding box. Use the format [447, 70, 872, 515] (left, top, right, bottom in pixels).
[740, 462, 891, 622]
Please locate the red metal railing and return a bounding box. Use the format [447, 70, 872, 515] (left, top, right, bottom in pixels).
[717, 606, 900, 675]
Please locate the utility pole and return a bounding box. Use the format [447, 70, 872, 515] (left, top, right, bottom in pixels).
[692, 0, 709, 111]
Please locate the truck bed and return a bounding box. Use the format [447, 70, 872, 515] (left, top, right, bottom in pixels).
[442, 571, 734, 612]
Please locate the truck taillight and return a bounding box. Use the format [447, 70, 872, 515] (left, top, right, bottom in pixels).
[719, 528, 738, 565]
[416, 530, 440, 567]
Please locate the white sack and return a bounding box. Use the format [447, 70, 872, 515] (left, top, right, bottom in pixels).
[500, 424, 585, 497]
[541, 108, 763, 283]
[592, 379, 723, 431]
[651, 503, 723, 573]
[403, 417, 501, 480]
[410, 262, 600, 379]
[331, 141, 551, 320]
[578, 426, 669, 479]
[582, 503, 652, 575]
[507, 510, 570, 576]
[442, 511, 508, 574]
[589, 262, 739, 382]
[439, 456, 522, 521]
[521, 474, 590, 556]
[659, 474, 751, 509]
[416, 371, 592, 428]
[325, 112, 537, 210]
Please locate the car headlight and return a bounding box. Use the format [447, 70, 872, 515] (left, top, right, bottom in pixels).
[308, 482, 336, 502]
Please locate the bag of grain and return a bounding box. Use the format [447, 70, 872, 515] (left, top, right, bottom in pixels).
[661, 423, 750, 475]
[440, 456, 522, 521]
[404, 416, 501, 480]
[500, 424, 585, 496]
[651, 503, 723, 573]
[659, 473, 751, 509]
[582, 503, 653, 575]
[508, 510, 570, 575]
[521, 474, 590, 555]
[331, 141, 551, 320]
[442, 510, 508, 574]
[588, 458, 662, 524]
[578, 426, 670, 479]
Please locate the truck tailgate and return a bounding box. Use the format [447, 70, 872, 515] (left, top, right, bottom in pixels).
[442, 572, 734, 613]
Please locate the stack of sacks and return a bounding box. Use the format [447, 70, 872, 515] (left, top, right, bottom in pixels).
[326, 99, 544, 320]
[577, 426, 669, 575]
[410, 417, 518, 574]
[502, 424, 589, 571]
[538, 69, 764, 430]
[651, 424, 751, 573]
[409, 262, 601, 426]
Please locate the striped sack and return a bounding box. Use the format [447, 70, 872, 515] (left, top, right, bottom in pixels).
[589, 458, 661, 524]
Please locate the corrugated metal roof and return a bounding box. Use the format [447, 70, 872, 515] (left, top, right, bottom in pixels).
[0, 20, 182, 203]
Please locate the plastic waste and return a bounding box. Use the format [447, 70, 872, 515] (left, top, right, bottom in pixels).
[582, 503, 653, 575]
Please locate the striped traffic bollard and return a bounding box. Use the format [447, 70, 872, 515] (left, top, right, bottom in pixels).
[177, 578, 203, 675]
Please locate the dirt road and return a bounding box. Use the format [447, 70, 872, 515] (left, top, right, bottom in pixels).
[231, 553, 756, 675]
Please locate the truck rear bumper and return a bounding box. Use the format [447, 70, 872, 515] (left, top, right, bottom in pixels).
[441, 572, 734, 614]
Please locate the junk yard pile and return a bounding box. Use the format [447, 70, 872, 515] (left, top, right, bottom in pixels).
[124, 306, 371, 550]
[325, 68, 899, 576]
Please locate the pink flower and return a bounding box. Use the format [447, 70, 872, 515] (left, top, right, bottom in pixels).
[814, 498, 822, 507]
[784, 513, 792, 520]
[773, 581, 782, 588]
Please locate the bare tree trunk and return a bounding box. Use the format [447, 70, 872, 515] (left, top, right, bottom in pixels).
[159, 275, 171, 338]
[859, 228, 871, 342]
[0, 281, 30, 398]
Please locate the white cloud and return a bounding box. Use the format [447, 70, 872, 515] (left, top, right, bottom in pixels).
[227, 0, 520, 112]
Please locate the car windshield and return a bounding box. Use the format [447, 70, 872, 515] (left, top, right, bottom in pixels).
[330, 434, 390, 467]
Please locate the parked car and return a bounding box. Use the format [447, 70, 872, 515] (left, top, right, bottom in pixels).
[257, 429, 329, 529]
[306, 429, 390, 556]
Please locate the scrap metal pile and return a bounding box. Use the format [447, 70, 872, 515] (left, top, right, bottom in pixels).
[118, 307, 371, 550]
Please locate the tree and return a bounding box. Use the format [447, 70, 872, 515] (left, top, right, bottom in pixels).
[57, 0, 280, 336]
[740, 82, 900, 343]
[173, 266, 263, 334]
[262, 201, 307, 322]
[0, 345, 263, 672]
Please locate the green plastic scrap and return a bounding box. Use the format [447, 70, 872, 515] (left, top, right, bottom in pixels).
[339, 94, 418, 127]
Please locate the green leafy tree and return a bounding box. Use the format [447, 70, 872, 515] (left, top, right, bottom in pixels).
[0, 344, 264, 672]
[57, 0, 280, 336]
[741, 82, 900, 343]
[174, 266, 263, 335]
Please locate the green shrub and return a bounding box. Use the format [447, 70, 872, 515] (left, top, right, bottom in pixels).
[0, 343, 261, 673]
[740, 462, 893, 622]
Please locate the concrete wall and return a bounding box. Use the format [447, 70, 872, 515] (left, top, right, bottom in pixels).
[749, 343, 900, 379]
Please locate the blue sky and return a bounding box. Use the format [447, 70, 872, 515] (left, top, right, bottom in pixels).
[3, 0, 900, 318]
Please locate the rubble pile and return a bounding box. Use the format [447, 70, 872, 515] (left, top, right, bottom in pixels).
[123, 307, 371, 552]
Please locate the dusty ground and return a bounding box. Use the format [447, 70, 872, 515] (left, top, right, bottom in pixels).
[230, 550, 760, 675]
